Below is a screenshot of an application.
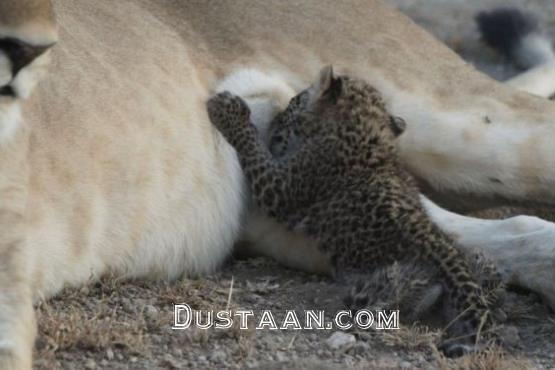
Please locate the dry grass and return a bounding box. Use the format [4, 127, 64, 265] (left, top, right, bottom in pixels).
[378, 324, 440, 352]
[434, 345, 533, 370]
[36, 301, 148, 355]
[157, 276, 231, 310]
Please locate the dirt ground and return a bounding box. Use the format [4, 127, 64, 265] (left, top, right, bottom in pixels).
[35, 1, 555, 369]
[36, 256, 555, 370]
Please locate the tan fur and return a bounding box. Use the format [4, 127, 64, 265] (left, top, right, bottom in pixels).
[0, 0, 56, 45]
[0, 0, 54, 27]
[0, 0, 555, 368]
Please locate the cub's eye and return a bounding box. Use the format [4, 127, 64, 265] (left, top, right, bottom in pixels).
[389, 116, 407, 137]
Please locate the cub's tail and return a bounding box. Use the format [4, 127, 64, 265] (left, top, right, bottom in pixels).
[476, 7, 555, 69]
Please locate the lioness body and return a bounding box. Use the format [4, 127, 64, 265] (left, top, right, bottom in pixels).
[20, 0, 507, 298]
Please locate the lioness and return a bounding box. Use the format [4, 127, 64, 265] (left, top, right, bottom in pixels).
[2, 0, 555, 368]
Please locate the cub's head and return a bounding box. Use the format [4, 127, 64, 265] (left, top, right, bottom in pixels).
[268, 66, 406, 158]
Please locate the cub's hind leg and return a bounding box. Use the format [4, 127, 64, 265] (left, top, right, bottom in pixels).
[411, 228, 494, 357]
[467, 252, 506, 318]
[363, 195, 496, 356]
[343, 261, 443, 321]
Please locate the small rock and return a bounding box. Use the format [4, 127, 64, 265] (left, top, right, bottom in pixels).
[400, 361, 413, 369]
[84, 359, 96, 370]
[246, 280, 280, 294]
[121, 298, 135, 313]
[144, 304, 159, 319]
[275, 351, 288, 362]
[106, 348, 114, 360]
[210, 350, 227, 362]
[325, 331, 356, 349]
[375, 356, 400, 368]
[349, 341, 370, 356]
[163, 354, 180, 369]
[499, 325, 520, 347]
[245, 359, 260, 368]
[34, 337, 48, 352]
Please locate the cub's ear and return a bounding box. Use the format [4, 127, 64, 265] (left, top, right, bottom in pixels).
[308, 65, 342, 105]
[389, 115, 407, 137]
[315, 65, 334, 94]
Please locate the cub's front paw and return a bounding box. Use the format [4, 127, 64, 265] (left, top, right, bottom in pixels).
[206, 91, 251, 143]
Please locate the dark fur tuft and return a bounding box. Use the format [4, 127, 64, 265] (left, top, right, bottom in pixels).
[476, 7, 539, 57]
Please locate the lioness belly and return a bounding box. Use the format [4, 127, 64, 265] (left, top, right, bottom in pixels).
[21, 0, 246, 300]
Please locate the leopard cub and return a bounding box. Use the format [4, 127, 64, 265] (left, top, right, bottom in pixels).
[207, 66, 502, 356]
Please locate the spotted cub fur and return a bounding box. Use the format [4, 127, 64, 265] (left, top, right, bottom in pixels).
[207, 67, 501, 356]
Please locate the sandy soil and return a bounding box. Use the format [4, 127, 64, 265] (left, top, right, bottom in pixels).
[35, 1, 555, 369]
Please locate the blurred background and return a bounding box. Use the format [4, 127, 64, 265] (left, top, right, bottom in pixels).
[386, 0, 555, 80]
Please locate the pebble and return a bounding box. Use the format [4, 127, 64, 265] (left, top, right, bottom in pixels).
[349, 341, 370, 356]
[144, 304, 159, 322]
[106, 348, 114, 360]
[210, 350, 227, 362]
[163, 354, 180, 369]
[84, 359, 96, 369]
[121, 298, 135, 313]
[245, 359, 260, 368]
[325, 331, 356, 349]
[375, 356, 400, 368]
[275, 351, 288, 362]
[499, 325, 520, 347]
[172, 348, 184, 357]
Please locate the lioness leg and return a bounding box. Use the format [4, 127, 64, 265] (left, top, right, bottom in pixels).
[0, 131, 35, 370]
[0, 2, 57, 367]
[420, 195, 555, 310]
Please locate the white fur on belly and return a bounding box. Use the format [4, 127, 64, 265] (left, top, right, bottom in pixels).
[215, 68, 331, 272]
[216, 68, 296, 139]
